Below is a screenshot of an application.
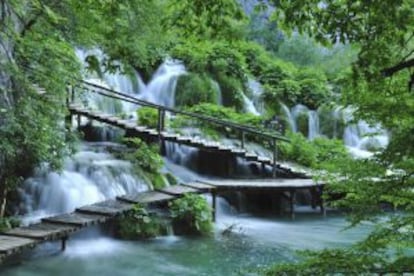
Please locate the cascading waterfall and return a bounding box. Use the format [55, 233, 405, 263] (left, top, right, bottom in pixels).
[20, 143, 148, 224]
[242, 92, 260, 115]
[248, 79, 265, 114]
[75, 48, 143, 115]
[290, 104, 320, 140]
[282, 103, 388, 157]
[139, 59, 186, 108]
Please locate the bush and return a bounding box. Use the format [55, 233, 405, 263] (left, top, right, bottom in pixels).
[172, 103, 267, 141]
[169, 193, 213, 236]
[119, 137, 166, 189]
[175, 73, 219, 107]
[263, 79, 301, 111]
[116, 203, 162, 239]
[279, 132, 350, 168]
[215, 75, 244, 111]
[296, 68, 331, 109]
[137, 107, 158, 129]
[0, 217, 20, 232]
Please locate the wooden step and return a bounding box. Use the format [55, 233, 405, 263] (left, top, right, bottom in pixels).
[42, 212, 108, 227]
[0, 235, 37, 254]
[76, 199, 133, 216]
[182, 182, 216, 192]
[2, 223, 77, 241]
[156, 185, 198, 196]
[117, 191, 175, 204]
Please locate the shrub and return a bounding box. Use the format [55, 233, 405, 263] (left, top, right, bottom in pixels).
[175, 73, 219, 107]
[169, 193, 213, 236]
[172, 103, 268, 141]
[0, 217, 20, 232]
[136, 107, 158, 129]
[279, 132, 350, 168]
[116, 203, 162, 239]
[119, 137, 166, 189]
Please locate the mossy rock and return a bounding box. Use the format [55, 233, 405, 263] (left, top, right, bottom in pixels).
[318, 105, 345, 139]
[175, 73, 219, 108]
[295, 112, 309, 137]
[216, 75, 244, 111]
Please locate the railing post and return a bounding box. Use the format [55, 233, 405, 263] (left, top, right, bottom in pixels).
[241, 131, 245, 149]
[272, 138, 277, 178]
[157, 108, 162, 134]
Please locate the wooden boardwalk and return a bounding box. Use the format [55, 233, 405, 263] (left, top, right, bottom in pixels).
[0, 178, 323, 263]
[68, 104, 307, 178]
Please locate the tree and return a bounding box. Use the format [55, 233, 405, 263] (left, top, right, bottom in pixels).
[263, 0, 414, 274]
[0, 0, 167, 218]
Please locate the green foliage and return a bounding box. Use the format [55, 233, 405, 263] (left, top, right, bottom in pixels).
[166, 0, 246, 41]
[0, 217, 20, 232]
[279, 132, 350, 169]
[173, 103, 266, 141]
[171, 39, 247, 111]
[116, 203, 162, 239]
[120, 137, 165, 189]
[169, 193, 213, 236]
[175, 73, 219, 108]
[137, 107, 158, 129]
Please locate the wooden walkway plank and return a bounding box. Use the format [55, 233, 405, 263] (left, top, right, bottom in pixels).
[76, 199, 133, 216]
[0, 235, 37, 254]
[117, 191, 175, 204]
[201, 178, 322, 190]
[156, 185, 198, 196]
[2, 223, 78, 241]
[182, 182, 216, 192]
[42, 212, 108, 227]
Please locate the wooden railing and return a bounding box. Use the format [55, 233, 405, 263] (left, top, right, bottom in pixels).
[68, 80, 290, 176]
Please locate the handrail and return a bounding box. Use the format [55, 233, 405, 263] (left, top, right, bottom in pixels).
[74, 80, 290, 143]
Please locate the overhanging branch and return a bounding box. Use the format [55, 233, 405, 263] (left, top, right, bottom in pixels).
[381, 58, 414, 77]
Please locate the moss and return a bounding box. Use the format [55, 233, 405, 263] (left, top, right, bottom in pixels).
[115, 204, 162, 239]
[151, 173, 168, 189]
[175, 73, 219, 108]
[216, 75, 244, 111]
[165, 172, 178, 186]
[296, 112, 309, 137]
[169, 193, 213, 236]
[318, 105, 345, 139]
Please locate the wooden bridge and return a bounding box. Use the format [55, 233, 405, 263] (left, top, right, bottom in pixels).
[66, 81, 304, 178]
[0, 178, 324, 264]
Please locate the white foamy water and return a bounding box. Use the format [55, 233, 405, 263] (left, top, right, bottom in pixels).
[20, 143, 148, 224]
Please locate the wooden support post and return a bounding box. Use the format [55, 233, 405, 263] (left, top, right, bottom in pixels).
[157, 108, 165, 134]
[70, 86, 75, 103]
[272, 139, 278, 178]
[318, 185, 326, 217]
[241, 131, 245, 149]
[77, 114, 81, 129]
[65, 114, 72, 130]
[61, 236, 68, 251]
[289, 189, 295, 220]
[212, 191, 217, 222]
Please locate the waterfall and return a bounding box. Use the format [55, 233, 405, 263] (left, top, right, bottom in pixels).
[281, 103, 389, 157]
[19, 143, 148, 224]
[139, 59, 186, 107]
[290, 104, 320, 139]
[308, 110, 320, 140]
[248, 79, 265, 114]
[242, 92, 260, 115]
[75, 48, 143, 115]
[280, 102, 295, 132]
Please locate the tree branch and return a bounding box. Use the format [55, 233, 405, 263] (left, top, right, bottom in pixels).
[381, 58, 414, 77]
